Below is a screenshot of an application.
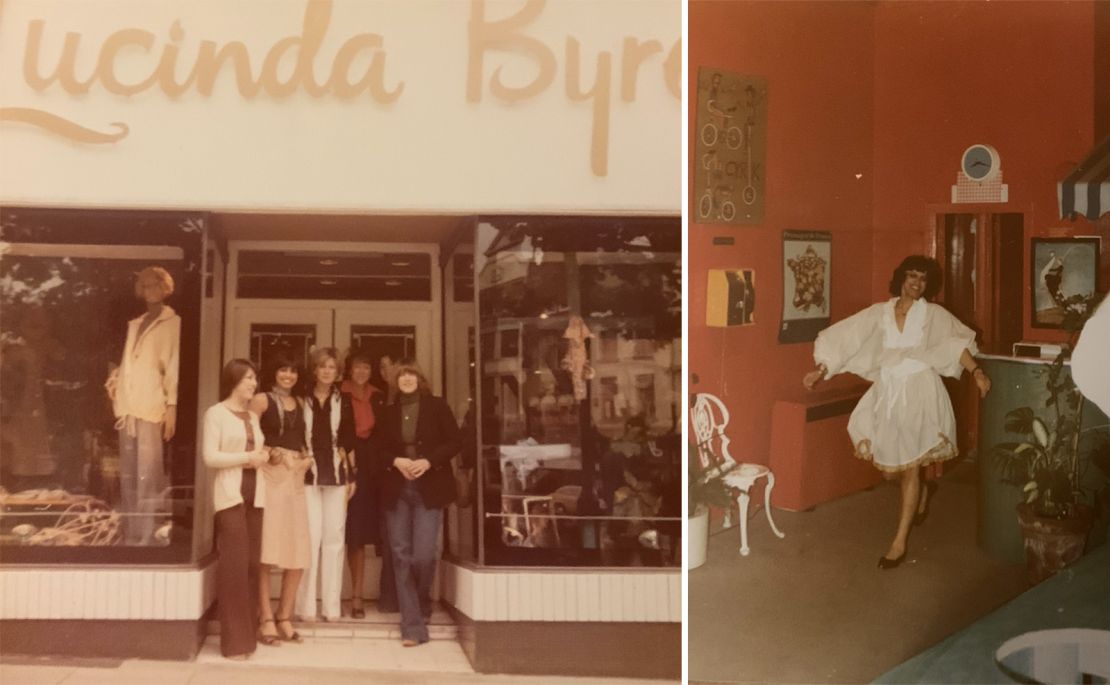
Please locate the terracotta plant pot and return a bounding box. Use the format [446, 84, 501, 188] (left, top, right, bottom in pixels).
[1015, 503, 1095, 584]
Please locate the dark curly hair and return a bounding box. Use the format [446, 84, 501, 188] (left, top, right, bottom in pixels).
[888, 255, 942, 300]
[263, 352, 301, 391]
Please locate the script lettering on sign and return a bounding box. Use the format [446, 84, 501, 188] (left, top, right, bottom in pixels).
[0, 0, 677, 177]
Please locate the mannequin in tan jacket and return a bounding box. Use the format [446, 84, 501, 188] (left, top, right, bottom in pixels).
[105, 266, 181, 545]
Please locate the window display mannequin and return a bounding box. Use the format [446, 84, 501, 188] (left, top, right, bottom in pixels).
[105, 266, 180, 545]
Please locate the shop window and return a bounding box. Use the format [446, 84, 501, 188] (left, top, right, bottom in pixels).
[0, 209, 204, 563]
[474, 217, 680, 568]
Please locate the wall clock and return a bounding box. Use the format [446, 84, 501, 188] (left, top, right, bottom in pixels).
[961, 144, 1000, 182]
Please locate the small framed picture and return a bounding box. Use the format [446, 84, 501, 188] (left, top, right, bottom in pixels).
[1030, 237, 1100, 328]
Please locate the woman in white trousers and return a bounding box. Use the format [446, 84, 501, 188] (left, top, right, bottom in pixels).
[295, 348, 356, 621]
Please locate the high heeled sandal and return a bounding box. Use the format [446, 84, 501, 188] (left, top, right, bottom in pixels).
[257, 618, 282, 646]
[275, 615, 303, 643]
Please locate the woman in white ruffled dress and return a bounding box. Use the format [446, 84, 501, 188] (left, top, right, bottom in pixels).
[803, 256, 992, 568]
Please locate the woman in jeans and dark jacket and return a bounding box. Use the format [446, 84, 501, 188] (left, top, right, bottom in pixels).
[375, 359, 460, 646]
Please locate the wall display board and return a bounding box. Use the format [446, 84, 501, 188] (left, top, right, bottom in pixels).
[693, 68, 767, 225]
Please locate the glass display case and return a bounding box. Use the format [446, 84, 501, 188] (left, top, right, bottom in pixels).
[474, 217, 681, 567]
[0, 209, 204, 563]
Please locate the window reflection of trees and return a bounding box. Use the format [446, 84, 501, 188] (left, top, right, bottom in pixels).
[1, 238, 191, 555]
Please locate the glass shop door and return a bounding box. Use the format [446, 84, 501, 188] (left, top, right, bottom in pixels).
[232, 306, 334, 376]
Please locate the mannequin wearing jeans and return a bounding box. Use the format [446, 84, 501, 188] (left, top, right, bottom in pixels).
[295, 349, 355, 622]
[106, 267, 180, 546]
[376, 361, 459, 646]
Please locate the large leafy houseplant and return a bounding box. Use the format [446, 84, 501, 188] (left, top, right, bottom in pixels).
[994, 293, 1102, 519]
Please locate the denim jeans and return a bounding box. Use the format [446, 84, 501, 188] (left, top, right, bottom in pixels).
[378, 516, 398, 611]
[118, 418, 165, 545]
[385, 482, 442, 643]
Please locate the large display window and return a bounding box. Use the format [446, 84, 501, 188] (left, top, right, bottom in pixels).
[473, 217, 681, 567]
[1, 209, 204, 563]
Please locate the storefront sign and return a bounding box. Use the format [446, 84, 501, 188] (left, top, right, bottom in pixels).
[0, 0, 680, 211]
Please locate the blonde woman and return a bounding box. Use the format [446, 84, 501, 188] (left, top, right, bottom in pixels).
[294, 348, 356, 622]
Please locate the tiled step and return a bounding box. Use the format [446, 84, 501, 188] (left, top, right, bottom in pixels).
[207, 601, 458, 641]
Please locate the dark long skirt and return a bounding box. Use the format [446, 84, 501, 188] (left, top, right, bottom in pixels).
[345, 437, 381, 547]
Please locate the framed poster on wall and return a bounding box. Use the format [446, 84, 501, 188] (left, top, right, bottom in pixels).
[1030, 237, 1100, 328]
[779, 230, 831, 343]
[706, 269, 755, 327]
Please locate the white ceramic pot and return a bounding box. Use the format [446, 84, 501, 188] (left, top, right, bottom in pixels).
[688, 504, 709, 569]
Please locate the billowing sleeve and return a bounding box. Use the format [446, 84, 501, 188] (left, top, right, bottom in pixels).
[1072, 298, 1110, 415]
[813, 304, 883, 382]
[921, 304, 978, 378]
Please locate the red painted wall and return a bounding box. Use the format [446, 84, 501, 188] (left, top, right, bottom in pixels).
[689, 1, 876, 465]
[690, 0, 1100, 465]
[871, 1, 1098, 342]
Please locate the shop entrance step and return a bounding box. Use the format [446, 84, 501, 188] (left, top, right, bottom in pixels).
[206, 601, 458, 641]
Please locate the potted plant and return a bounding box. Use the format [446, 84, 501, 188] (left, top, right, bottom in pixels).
[994, 292, 1103, 583]
[688, 448, 733, 569]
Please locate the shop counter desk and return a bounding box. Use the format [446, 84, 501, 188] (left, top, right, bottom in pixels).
[975, 354, 1109, 563]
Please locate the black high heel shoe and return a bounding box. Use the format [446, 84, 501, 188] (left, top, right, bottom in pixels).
[913, 481, 939, 527]
[878, 551, 907, 570]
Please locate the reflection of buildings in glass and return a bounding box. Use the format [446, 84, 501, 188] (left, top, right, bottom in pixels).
[476, 223, 681, 567]
[590, 333, 677, 438]
[481, 321, 528, 445]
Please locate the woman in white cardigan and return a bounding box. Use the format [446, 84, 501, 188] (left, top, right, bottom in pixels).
[203, 359, 271, 658]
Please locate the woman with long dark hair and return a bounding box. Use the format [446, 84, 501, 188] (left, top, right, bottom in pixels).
[803, 256, 991, 568]
[294, 347, 356, 622]
[202, 359, 269, 659]
[376, 359, 460, 645]
[248, 353, 311, 643]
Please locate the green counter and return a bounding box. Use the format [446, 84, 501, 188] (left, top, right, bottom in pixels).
[976, 355, 1110, 563]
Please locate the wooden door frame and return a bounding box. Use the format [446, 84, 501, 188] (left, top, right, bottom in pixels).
[928, 202, 1033, 352]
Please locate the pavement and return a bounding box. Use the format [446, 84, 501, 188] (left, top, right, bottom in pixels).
[0, 639, 675, 685]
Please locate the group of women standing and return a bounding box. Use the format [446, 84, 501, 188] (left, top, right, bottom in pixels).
[202, 348, 460, 659]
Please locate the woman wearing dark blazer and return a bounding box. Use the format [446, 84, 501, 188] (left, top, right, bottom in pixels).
[375, 359, 460, 646]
